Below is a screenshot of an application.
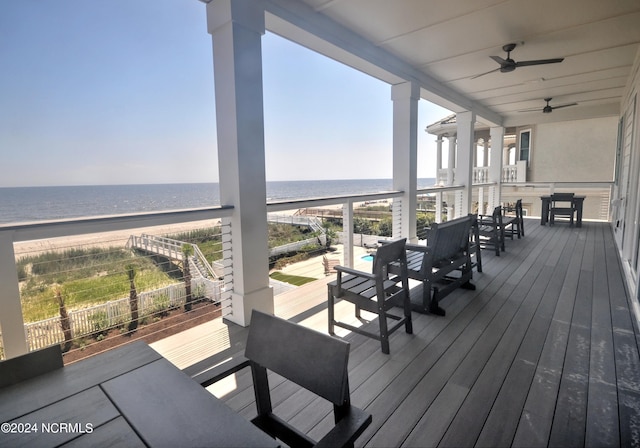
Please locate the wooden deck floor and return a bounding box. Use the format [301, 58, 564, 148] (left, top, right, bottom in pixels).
[160, 220, 640, 447]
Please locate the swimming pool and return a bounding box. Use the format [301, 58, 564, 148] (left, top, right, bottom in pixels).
[361, 254, 374, 261]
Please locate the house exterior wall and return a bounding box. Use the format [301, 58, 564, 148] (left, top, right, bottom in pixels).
[613, 46, 640, 313]
[527, 118, 618, 183]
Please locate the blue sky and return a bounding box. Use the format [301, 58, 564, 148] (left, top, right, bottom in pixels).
[0, 0, 451, 187]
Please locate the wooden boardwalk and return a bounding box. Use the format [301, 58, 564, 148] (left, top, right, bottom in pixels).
[155, 220, 640, 447]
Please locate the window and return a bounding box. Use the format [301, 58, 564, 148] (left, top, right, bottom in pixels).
[519, 129, 532, 164]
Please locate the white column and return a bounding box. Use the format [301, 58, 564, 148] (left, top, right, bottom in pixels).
[456, 111, 476, 216]
[489, 126, 505, 210]
[483, 139, 490, 167]
[0, 231, 28, 358]
[342, 201, 354, 268]
[447, 135, 456, 186]
[473, 138, 478, 171]
[207, 0, 273, 326]
[436, 137, 443, 171]
[391, 82, 419, 242]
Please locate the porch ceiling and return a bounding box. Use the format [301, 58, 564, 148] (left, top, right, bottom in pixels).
[262, 0, 640, 127]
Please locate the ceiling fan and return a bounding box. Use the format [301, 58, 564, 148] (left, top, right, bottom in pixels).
[518, 98, 578, 113]
[472, 43, 564, 79]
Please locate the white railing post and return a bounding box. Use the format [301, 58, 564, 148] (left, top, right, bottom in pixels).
[343, 201, 354, 268]
[0, 231, 28, 358]
[516, 160, 527, 182]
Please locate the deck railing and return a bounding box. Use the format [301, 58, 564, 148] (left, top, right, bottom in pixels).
[436, 162, 527, 186]
[501, 181, 614, 221]
[0, 207, 233, 360]
[0, 183, 614, 360]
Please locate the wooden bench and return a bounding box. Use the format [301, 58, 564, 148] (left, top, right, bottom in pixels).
[390, 214, 476, 316]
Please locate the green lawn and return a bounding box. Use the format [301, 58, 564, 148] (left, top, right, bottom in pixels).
[18, 247, 178, 322]
[21, 270, 177, 322]
[269, 271, 317, 286]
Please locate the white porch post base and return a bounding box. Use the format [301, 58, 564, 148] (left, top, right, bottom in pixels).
[226, 286, 274, 327]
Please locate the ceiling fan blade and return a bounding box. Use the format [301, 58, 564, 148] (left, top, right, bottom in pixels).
[471, 67, 501, 79]
[551, 102, 578, 110]
[517, 108, 541, 113]
[515, 58, 564, 67]
[490, 55, 508, 65]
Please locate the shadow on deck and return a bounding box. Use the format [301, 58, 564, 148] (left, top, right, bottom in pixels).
[154, 219, 640, 447]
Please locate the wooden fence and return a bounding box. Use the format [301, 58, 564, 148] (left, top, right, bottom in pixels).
[23, 277, 223, 351]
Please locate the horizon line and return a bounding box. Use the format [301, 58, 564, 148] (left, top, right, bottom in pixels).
[0, 177, 437, 189]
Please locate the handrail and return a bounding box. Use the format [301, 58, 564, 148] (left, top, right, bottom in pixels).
[501, 181, 614, 188]
[191, 244, 218, 279]
[417, 184, 466, 194]
[267, 190, 405, 213]
[128, 234, 219, 280]
[0, 206, 235, 243]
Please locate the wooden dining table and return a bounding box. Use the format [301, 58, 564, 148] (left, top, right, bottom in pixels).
[0, 341, 279, 448]
[540, 195, 585, 227]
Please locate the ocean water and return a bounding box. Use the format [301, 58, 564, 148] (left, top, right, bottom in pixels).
[0, 179, 435, 224]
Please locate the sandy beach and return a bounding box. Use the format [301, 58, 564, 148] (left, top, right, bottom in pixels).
[11, 204, 348, 259]
[13, 220, 221, 259]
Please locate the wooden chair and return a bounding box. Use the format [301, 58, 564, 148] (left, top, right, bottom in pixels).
[550, 193, 576, 226]
[322, 255, 340, 276]
[192, 310, 372, 448]
[0, 344, 63, 388]
[503, 199, 524, 239]
[469, 214, 483, 273]
[328, 238, 412, 354]
[477, 206, 505, 256]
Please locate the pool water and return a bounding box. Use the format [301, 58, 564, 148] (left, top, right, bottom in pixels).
[361, 255, 374, 262]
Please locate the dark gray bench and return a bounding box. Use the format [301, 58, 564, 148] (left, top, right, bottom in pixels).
[391, 214, 476, 316]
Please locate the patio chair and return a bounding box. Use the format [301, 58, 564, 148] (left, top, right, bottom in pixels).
[477, 206, 505, 256]
[469, 214, 483, 272]
[328, 238, 412, 354]
[503, 199, 524, 239]
[192, 310, 372, 448]
[550, 193, 576, 226]
[322, 255, 340, 276]
[0, 344, 63, 388]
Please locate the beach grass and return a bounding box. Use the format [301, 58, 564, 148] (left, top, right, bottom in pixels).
[18, 247, 178, 322]
[21, 270, 177, 323]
